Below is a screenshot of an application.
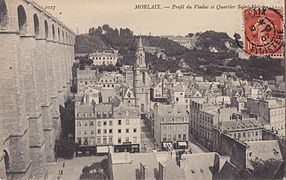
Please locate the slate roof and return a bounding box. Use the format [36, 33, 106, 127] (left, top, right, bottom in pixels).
[156, 104, 187, 118]
[110, 152, 178, 180]
[215, 118, 263, 132]
[246, 140, 283, 169]
[180, 152, 220, 180]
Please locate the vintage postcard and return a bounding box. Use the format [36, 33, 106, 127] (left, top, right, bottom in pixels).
[0, 0, 285, 180]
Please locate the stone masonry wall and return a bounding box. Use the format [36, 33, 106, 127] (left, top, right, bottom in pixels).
[0, 0, 75, 179]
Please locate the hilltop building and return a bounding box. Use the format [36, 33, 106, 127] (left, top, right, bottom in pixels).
[88, 51, 119, 66]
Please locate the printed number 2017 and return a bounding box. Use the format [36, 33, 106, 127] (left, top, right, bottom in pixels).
[45, 6, 56, 10]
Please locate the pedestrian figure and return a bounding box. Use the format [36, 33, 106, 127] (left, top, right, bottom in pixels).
[63, 162, 65, 167]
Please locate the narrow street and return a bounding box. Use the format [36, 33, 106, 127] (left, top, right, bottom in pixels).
[188, 136, 209, 153]
[140, 119, 156, 152]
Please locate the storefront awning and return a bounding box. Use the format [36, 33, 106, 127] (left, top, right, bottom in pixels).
[178, 142, 187, 147]
[97, 146, 109, 153]
[163, 142, 172, 148]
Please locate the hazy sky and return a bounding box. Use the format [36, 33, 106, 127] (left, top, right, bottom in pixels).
[34, 0, 284, 37]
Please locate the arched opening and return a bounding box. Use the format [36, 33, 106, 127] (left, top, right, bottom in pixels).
[62, 30, 64, 42]
[142, 72, 146, 85]
[58, 28, 60, 41]
[3, 150, 9, 170]
[17, 5, 27, 33]
[0, 0, 8, 27]
[52, 24, 55, 40]
[141, 104, 145, 113]
[44, 20, 48, 38]
[33, 14, 39, 36]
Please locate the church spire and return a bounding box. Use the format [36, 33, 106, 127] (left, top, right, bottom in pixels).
[138, 36, 143, 50]
[135, 36, 146, 67]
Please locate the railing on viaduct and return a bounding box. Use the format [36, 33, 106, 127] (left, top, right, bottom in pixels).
[0, 0, 75, 179]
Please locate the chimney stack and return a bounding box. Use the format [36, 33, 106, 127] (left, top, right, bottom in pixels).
[158, 162, 166, 180]
[140, 162, 147, 180]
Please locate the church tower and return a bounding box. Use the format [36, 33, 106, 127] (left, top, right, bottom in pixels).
[133, 37, 150, 114]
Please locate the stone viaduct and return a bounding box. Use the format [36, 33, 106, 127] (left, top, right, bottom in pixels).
[0, 0, 75, 179]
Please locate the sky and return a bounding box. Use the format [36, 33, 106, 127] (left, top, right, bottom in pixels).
[34, 0, 284, 37]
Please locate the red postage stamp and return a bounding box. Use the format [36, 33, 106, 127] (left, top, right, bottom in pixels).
[244, 7, 284, 58]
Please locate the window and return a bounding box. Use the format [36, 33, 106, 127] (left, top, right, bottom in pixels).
[126, 129, 129, 133]
[84, 130, 87, 135]
[133, 128, 137, 133]
[173, 134, 176, 141]
[118, 137, 121, 144]
[91, 130, 94, 135]
[183, 134, 186, 140]
[176, 97, 179, 102]
[178, 134, 182, 140]
[168, 134, 171, 141]
[102, 136, 107, 144]
[133, 137, 137, 143]
[109, 129, 113, 133]
[85, 122, 88, 126]
[243, 132, 245, 137]
[248, 132, 250, 137]
[77, 122, 81, 126]
[118, 120, 122, 125]
[109, 121, 113, 126]
[163, 135, 167, 141]
[103, 121, 107, 126]
[118, 129, 122, 133]
[98, 121, 101, 126]
[78, 138, 82, 145]
[126, 119, 129, 125]
[104, 129, 107, 134]
[109, 136, 113, 144]
[125, 137, 129, 142]
[97, 129, 101, 134]
[83, 138, 89, 145]
[90, 121, 94, 126]
[97, 137, 101, 144]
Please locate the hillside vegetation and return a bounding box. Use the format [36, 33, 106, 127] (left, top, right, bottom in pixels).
[74, 25, 284, 80]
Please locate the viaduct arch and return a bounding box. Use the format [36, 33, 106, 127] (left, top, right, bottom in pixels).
[0, 0, 75, 179]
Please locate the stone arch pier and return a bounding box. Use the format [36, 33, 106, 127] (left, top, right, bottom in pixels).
[0, 0, 75, 179]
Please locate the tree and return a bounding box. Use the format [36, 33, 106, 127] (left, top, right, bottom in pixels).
[187, 33, 194, 37]
[102, 24, 111, 33]
[88, 27, 95, 35]
[80, 160, 109, 180]
[56, 137, 76, 159]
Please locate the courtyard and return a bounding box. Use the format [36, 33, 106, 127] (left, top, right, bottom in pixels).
[47, 156, 107, 180]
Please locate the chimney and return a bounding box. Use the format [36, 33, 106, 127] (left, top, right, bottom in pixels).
[140, 162, 147, 180]
[158, 162, 166, 180]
